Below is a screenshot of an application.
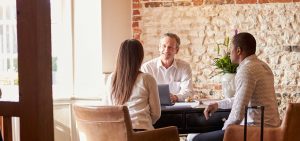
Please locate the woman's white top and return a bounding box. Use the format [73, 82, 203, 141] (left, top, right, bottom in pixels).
[105, 73, 161, 130]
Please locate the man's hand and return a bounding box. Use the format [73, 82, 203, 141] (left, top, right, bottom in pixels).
[170, 94, 178, 103]
[203, 102, 218, 120]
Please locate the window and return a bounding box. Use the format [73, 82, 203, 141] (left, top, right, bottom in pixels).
[0, 0, 104, 101]
[51, 0, 103, 100]
[0, 0, 18, 102]
[51, 0, 73, 99]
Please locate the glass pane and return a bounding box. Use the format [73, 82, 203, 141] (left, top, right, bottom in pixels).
[0, 6, 3, 20]
[6, 24, 10, 53]
[50, 0, 73, 99]
[5, 5, 11, 20]
[0, 0, 18, 102]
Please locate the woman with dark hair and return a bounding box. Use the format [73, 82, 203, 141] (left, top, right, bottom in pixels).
[105, 39, 161, 130]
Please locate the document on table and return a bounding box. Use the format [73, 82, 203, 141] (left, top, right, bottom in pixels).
[173, 99, 221, 108]
[173, 101, 206, 108]
[174, 102, 199, 107]
[162, 99, 221, 109]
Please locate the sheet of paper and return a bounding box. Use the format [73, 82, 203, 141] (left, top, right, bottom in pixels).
[176, 99, 221, 108]
[173, 101, 206, 108]
[165, 99, 221, 109]
[173, 102, 198, 107]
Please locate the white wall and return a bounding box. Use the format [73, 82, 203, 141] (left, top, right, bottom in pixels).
[101, 0, 132, 73]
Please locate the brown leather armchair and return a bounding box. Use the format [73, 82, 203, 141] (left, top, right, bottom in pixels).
[73, 105, 180, 141]
[223, 103, 300, 141]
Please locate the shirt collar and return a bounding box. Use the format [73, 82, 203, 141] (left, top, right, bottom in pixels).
[237, 54, 257, 70]
[157, 58, 178, 69]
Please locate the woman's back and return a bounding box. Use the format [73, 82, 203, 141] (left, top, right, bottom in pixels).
[105, 72, 161, 130]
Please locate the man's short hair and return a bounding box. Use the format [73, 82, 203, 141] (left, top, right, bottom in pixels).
[232, 32, 256, 55]
[160, 33, 181, 48]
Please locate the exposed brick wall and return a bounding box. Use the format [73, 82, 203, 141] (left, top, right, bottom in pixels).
[132, 0, 300, 116]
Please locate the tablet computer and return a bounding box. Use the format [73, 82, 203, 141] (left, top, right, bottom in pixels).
[158, 84, 174, 106]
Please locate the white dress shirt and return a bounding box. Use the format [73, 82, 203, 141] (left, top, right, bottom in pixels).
[141, 57, 193, 101]
[105, 73, 161, 130]
[218, 55, 280, 129]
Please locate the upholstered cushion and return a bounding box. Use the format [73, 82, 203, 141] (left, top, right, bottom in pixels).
[73, 105, 180, 141]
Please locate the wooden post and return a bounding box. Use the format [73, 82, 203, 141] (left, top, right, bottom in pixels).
[17, 0, 54, 140]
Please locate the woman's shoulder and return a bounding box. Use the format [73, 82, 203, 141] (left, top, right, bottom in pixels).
[140, 72, 155, 79]
[139, 73, 156, 83]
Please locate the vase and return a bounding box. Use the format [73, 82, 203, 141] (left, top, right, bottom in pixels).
[221, 73, 236, 98]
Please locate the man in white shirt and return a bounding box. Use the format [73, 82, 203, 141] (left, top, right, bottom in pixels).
[141, 33, 193, 102]
[188, 32, 280, 141]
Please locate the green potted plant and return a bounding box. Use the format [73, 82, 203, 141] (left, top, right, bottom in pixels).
[213, 36, 238, 98]
[213, 37, 238, 74]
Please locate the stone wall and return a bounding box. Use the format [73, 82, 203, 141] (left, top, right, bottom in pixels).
[132, 0, 300, 116]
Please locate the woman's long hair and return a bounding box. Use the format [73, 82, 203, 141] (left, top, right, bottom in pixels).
[111, 39, 144, 105]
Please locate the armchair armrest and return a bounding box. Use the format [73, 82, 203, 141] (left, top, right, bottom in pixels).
[132, 126, 179, 141]
[224, 125, 282, 141]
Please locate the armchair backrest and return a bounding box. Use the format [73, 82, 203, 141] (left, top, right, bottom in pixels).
[223, 103, 300, 141]
[73, 105, 133, 141]
[281, 103, 300, 141]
